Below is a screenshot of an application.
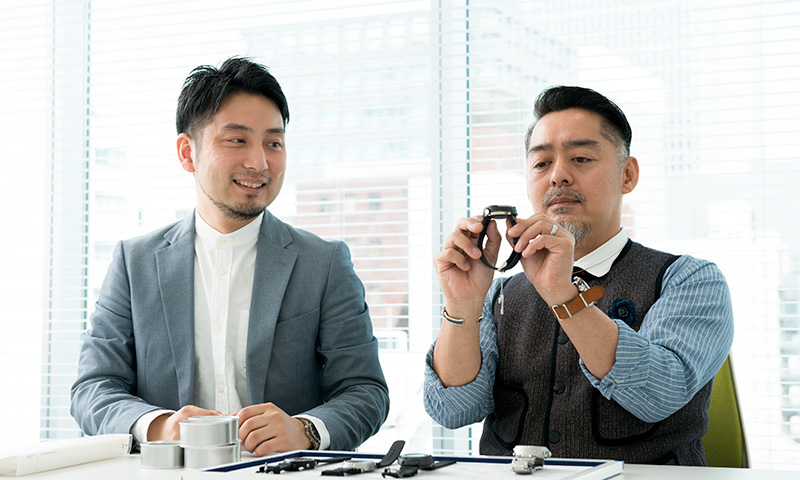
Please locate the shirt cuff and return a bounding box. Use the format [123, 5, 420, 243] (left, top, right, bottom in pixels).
[131, 409, 175, 443]
[581, 320, 650, 398]
[295, 415, 330, 450]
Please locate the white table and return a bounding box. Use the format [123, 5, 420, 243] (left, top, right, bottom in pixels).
[11, 452, 797, 480]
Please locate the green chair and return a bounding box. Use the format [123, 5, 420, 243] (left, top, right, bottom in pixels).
[702, 355, 749, 468]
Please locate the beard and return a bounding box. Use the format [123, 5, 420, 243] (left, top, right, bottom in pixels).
[198, 178, 268, 222]
[554, 214, 591, 250]
[542, 187, 591, 250]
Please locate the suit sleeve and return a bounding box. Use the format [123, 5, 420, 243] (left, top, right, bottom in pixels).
[70, 240, 162, 435]
[301, 241, 390, 450]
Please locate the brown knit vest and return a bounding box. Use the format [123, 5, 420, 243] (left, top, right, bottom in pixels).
[480, 240, 713, 465]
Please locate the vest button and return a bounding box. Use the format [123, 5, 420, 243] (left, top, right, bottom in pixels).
[557, 332, 569, 344]
[549, 431, 561, 443]
[553, 382, 565, 394]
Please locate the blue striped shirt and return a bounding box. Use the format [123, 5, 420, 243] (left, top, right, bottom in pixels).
[423, 254, 734, 428]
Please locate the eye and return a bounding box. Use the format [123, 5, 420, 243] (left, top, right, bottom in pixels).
[531, 159, 549, 170]
[228, 138, 245, 144]
[267, 141, 283, 149]
[573, 156, 591, 163]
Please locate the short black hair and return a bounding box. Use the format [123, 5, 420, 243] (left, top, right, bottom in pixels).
[524, 86, 631, 160]
[176, 56, 289, 137]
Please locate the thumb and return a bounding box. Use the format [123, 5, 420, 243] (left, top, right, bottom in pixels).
[481, 220, 503, 267]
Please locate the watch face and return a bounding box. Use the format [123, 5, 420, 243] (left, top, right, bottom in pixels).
[342, 460, 376, 473]
[484, 205, 517, 217]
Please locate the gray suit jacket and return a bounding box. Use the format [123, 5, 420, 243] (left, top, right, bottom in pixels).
[70, 210, 389, 450]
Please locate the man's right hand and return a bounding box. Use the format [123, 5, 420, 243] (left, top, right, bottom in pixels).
[146, 405, 222, 441]
[431, 216, 502, 387]
[434, 216, 502, 310]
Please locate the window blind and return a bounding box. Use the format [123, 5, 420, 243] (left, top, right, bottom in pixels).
[1, 0, 799, 469]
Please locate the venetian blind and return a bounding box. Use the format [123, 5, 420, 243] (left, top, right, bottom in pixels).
[0, 0, 798, 470]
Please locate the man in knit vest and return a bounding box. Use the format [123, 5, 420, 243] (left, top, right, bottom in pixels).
[423, 86, 734, 465]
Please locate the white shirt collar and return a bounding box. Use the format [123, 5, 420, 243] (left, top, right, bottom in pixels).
[194, 210, 263, 246]
[573, 228, 629, 277]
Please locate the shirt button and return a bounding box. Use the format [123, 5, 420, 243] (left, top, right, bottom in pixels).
[217, 238, 226, 246]
[216, 324, 223, 332]
[553, 382, 566, 394]
[549, 431, 561, 443]
[557, 332, 569, 344]
[219, 268, 227, 275]
[218, 385, 225, 393]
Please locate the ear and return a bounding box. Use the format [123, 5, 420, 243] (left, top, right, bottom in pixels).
[177, 133, 196, 173]
[621, 156, 639, 194]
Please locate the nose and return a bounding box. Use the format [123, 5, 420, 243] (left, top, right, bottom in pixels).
[243, 145, 269, 172]
[549, 156, 573, 186]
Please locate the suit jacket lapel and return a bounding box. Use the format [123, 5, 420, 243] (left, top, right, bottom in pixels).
[155, 215, 197, 406]
[246, 211, 297, 404]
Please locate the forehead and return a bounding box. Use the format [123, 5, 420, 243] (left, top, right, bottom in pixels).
[207, 92, 284, 129]
[529, 108, 609, 151]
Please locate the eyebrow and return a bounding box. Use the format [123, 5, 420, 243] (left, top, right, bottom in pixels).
[221, 123, 285, 135]
[528, 138, 602, 154]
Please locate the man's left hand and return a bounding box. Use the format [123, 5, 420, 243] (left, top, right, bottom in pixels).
[237, 403, 310, 456]
[508, 214, 576, 305]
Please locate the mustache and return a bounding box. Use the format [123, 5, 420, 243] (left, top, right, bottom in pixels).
[542, 187, 586, 208]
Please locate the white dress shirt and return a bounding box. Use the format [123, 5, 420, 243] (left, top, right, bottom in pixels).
[573, 228, 628, 277]
[192, 210, 261, 412]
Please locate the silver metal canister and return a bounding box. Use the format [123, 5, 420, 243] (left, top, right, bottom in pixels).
[179, 416, 238, 447]
[140, 440, 184, 469]
[182, 442, 241, 469]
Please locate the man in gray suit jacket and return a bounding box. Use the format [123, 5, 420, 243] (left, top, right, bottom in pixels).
[70, 57, 389, 455]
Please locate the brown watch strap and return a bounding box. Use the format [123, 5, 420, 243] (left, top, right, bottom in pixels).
[550, 285, 605, 321]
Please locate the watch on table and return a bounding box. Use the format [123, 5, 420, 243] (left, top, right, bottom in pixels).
[321, 440, 405, 476]
[382, 454, 456, 478]
[258, 456, 351, 474]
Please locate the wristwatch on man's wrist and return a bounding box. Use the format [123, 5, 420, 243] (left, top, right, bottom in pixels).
[549, 277, 605, 321]
[297, 417, 321, 450]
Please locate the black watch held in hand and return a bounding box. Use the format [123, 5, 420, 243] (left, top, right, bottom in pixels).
[476, 205, 521, 272]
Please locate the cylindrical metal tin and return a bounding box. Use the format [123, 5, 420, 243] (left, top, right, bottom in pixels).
[140, 441, 184, 469]
[182, 442, 241, 469]
[179, 416, 238, 446]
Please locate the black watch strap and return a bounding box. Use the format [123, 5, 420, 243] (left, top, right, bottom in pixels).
[382, 465, 418, 478]
[376, 440, 406, 468]
[425, 460, 456, 470]
[321, 467, 362, 476]
[321, 440, 405, 476]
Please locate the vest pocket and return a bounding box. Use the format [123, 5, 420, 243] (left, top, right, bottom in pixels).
[489, 381, 530, 450]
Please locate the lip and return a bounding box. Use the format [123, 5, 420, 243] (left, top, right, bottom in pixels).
[233, 178, 268, 191]
[548, 196, 579, 208]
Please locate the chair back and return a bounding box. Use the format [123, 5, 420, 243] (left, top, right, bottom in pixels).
[702, 355, 749, 468]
